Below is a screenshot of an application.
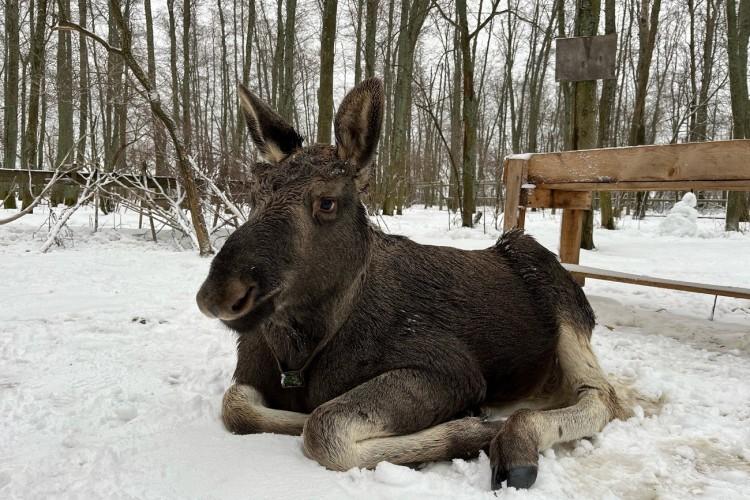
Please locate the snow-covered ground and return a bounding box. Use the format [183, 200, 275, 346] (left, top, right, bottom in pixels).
[1, 205, 749, 499]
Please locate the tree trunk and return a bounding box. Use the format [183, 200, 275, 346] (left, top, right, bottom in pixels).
[239, 0, 256, 152]
[76, 0, 89, 167]
[629, 0, 661, 221]
[182, 0, 192, 153]
[145, 0, 167, 174]
[279, 0, 298, 122]
[526, 2, 557, 154]
[354, 0, 364, 84]
[20, 0, 48, 209]
[316, 0, 338, 144]
[364, 0, 378, 78]
[3, 0, 21, 172]
[598, 0, 616, 230]
[573, 0, 600, 249]
[448, 17, 462, 213]
[456, 0, 476, 227]
[56, 0, 74, 168]
[726, 0, 750, 230]
[167, 0, 181, 126]
[693, 0, 717, 142]
[554, 2, 573, 151]
[382, 0, 430, 216]
[377, 0, 396, 211]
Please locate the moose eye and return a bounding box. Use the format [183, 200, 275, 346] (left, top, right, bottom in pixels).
[319, 198, 336, 213]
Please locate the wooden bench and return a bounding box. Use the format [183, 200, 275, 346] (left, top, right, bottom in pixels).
[502, 140, 750, 298]
[561, 264, 750, 300]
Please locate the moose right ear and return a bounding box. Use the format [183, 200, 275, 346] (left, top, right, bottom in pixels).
[238, 84, 303, 163]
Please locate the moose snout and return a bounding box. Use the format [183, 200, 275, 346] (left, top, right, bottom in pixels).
[196, 278, 259, 321]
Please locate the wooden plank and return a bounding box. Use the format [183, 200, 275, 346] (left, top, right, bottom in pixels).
[0, 168, 254, 196]
[562, 263, 750, 300]
[517, 207, 527, 230]
[526, 189, 592, 209]
[538, 180, 750, 192]
[0, 168, 179, 191]
[556, 33, 617, 82]
[516, 140, 750, 185]
[502, 159, 526, 232]
[559, 209, 585, 285]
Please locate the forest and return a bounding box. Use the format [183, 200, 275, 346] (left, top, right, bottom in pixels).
[1, 0, 749, 255]
[3, 2, 750, 496]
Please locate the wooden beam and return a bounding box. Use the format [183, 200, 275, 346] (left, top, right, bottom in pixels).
[525, 189, 593, 209]
[0, 168, 254, 195]
[0, 168, 179, 191]
[559, 209, 585, 285]
[511, 140, 750, 186]
[562, 263, 750, 300]
[537, 180, 750, 192]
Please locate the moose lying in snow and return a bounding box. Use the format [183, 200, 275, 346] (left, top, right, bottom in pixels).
[196, 78, 631, 489]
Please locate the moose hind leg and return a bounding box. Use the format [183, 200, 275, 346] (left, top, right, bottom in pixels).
[490, 324, 632, 490]
[302, 368, 501, 471]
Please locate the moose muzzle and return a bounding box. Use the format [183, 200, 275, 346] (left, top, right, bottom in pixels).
[196, 278, 259, 321]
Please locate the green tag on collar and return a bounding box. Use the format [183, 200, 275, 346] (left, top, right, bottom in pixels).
[280, 370, 304, 389]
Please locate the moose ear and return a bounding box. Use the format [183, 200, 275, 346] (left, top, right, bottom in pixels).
[334, 78, 384, 172]
[238, 84, 303, 163]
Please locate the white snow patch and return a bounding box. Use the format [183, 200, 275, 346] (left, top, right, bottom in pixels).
[506, 153, 534, 160]
[1, 205, 749, 498]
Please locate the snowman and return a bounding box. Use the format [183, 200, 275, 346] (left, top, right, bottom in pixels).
[658, 192, 699, 237]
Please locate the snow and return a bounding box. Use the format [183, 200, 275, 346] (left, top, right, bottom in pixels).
[506, 153, 534, 160]
[1, 205, 749, 499]
[658, 193, 700, 237]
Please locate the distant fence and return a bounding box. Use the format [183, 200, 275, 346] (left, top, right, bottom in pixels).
[410, 181, 504, 210]
[408, 180, 730, 215]
[0, 168, 734, 216]
[0, 168, 253, 208]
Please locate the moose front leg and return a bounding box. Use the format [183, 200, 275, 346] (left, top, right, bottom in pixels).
[489, 324, 633, 489]
[222, 383, 308, 435]
[301, 368, 500, 471]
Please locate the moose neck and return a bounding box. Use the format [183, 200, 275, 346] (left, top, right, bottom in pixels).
[263, 263, 370, 372]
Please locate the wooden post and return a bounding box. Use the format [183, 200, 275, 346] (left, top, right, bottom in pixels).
[559, 208, 585, 285]
[517, 206, 527, 230]
[502, 159, 526, 232]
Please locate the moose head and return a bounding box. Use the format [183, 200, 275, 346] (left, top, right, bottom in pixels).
[196, 79, 384, 332]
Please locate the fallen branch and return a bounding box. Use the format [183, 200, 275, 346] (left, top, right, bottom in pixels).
[56, 2, 213, 256]
[40, 168, 101, 252]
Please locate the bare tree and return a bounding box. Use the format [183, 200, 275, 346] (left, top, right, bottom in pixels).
[629, 0, 661, 220]
[726, 0, 750, 230]
[597, 0, 616, 230]
[317, 0, 338, 143]
[58, 0, 213, 255]
[2, 0, 21, 175]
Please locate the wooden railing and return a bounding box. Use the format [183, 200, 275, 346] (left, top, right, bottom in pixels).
[502, 139, 750, 298]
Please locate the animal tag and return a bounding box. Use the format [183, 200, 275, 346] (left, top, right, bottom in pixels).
[280, 370, 304, 389]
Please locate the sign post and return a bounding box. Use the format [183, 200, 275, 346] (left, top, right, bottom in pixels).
[555, 33, 617, 283]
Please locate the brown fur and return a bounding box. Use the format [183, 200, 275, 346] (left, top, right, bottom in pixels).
[196, 78, 630, 489]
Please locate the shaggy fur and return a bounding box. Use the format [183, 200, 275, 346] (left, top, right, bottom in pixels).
[196, 78, 629, 490]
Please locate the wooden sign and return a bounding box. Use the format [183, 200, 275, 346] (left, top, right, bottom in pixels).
[555, 33, 617, 82]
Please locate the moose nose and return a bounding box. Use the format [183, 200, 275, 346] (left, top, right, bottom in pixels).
[196, 279, 258, 321]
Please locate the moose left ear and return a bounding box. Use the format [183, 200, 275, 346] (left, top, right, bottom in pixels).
[238, 83, 303, 163]
[334, 78, 384, 176]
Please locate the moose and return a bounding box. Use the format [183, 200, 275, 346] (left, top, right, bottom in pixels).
[196, 78, 631, 490]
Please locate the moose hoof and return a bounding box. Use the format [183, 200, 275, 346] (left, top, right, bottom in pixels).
[491, 464, 538, 490]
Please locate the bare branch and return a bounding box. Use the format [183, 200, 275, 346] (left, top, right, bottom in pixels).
[55, 21, 124, 56]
